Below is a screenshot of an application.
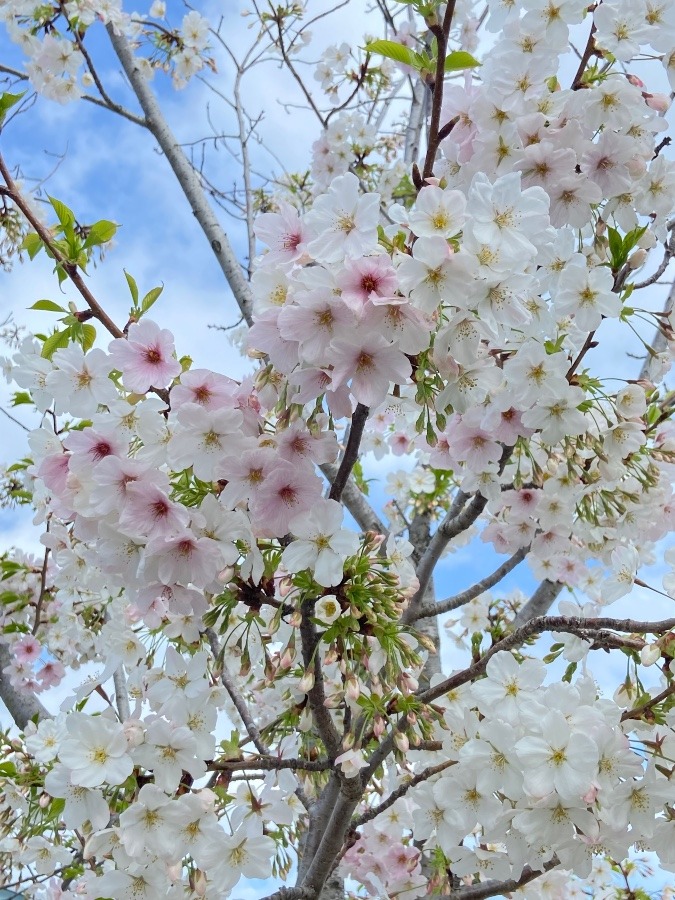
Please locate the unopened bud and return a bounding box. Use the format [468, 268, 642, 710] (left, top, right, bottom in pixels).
[345, 674, 360, 701]
[394, 732, 409, 752]
[298, 669, 315, 693]
[644, 92, 670, 114]
[628, 248, 648, 269]
[640, 643, 661, 667]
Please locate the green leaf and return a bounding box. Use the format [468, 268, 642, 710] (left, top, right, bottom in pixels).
[29, 299, 67, 313]
[0, 91, 25, 123]
[607, 226, 623, 265]
[81, 323, 96, 352]
[141, 284, 163, 314]
[562, 661, 578, 683]
[48, 195, 75, 229]
[124, 269, 139, 306]
[363, 39, 420, 69]
[21, 232, 43, 260]
[10, 392, 32, 406]
[622, 224, 648, 256]
[444, 50, 480, 71]
[41, 329, 71, 360]
[83, 219, 117, 248]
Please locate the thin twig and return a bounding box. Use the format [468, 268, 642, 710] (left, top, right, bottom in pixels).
[621, 682, 675, 722]
[328, 404, 369, 502]
[410, 547, 528, 622]
[448, 857, 561, 900]
[0, 406, 30, 431]
[31, 542, 51, 637]
[351, 758, 456, 827]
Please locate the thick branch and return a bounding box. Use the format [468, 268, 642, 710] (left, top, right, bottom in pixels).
[513, 578, 563, 627]
[106, 27, 254, 324]
[300, 780, 363, 896]
[207, 755, 331, 772]
[409, 491, 488, 616]
[299, 608, 342, 759]
[0, 643, 49, 730]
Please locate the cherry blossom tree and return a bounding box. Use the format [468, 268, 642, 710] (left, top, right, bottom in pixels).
[1, 0, 675, 898]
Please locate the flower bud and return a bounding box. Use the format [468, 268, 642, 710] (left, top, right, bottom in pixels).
[640, 643, 661, 667]
[123, 719, 145, 748]
[394, 731, 409, 752]
[298, 669, 315, 693]
[628, 249, 647, 270]
[345, 674, 360, 701]
[644, 92, 670, 114]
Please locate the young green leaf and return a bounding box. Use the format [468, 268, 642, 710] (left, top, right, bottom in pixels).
[21, 232, 43, 260]
[81, 323, 97, 352]
[29, 299, 67, 313]
[141, 285, 164, 314]
[83, 219, 118, 248]
[444, 51, 480, 71]
[41, 329, 71, 360]
[48, 196, 75, 229]
[124, 270, 139, 308]
[363, 40, 420, 68]
[0, 91, 25, 124]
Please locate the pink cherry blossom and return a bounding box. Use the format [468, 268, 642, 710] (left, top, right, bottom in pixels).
[108, 319, 182, 392]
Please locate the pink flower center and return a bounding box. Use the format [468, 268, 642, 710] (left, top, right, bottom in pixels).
[193, 385, 212, 404]
[278, 485, 298, 506]
[151, 498, 170, 520]
[91, 441, 113, 462]
[144, 346, 163, 365]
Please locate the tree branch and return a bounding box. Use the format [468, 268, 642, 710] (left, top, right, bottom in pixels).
[320, 464, 386, 534]
[419, 615, 675, 706]
[410, 547, 528, 623]
[205, 627, 271, 756]
[351, 758, 456, 828]
[105, 27, 255, 324]
[299, 606, 342, 759]
[0, 158, 125, 339]
[449, 856, 560, 899]
[621, 681, 675, 723]
[328, 403, 369, 502]
[408, 491, 488, 618]
[513, 578, 563, 627]
[0, 643, 49, 730]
